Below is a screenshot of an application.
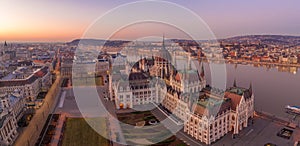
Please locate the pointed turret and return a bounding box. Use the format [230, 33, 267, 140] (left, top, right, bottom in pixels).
[160, 34, 171, 61]
[200, 63, 205, 78]
[197, 48, 201, 63]
[4, 41, 7, 47]
[173, 51, 176, 67]
[188, 54, 191, 70]
[249, 82, 253, 95]
[233, 78, 237, 87]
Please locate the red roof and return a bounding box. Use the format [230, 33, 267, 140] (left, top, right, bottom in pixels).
[175, 73, 181, 81]
[224, 92, 242, 111]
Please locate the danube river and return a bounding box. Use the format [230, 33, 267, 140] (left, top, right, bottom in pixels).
[204, 63, 300, 118]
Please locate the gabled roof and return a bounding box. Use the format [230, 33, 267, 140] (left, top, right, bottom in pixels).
[34, 66, 49, 77]
[129, 72, 149, 81]
[224, 92, 242, 111]
[175, 73, 181, 81]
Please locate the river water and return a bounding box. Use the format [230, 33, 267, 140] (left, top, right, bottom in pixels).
[203, 63, 300, 118]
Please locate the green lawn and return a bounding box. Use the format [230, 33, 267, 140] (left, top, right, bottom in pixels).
[62, 118, 109, 146]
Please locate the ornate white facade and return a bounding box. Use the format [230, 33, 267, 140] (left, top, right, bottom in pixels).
[0, 90, 26, 145]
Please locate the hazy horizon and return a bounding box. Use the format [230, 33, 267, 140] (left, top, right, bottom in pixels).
[2, 33, 300, 44]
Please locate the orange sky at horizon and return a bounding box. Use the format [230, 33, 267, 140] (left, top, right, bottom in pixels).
[0, 0, 97, 42]
[0, 28, 85, 42]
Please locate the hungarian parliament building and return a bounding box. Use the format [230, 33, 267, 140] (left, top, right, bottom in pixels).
[109, 39, 254, 145]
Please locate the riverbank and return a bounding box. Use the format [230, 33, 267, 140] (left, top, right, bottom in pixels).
[255, 111, 299, 128]
[200, 57, 300, 68]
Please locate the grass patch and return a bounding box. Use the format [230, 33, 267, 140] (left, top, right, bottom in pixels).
[62, 118, 109, 146]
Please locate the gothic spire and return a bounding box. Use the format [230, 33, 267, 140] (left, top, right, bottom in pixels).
[233, 78, 237, 87]
[200, 63, 205, 78]
[249, 82, 252, 95]
[4, 41, 7, 47]
[198, 48, 201, 63]
[160, 34, 171, 62]
[174, 52, 177, 67]
[188, 55, 191, 70]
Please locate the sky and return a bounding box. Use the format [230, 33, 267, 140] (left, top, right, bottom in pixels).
[0, 0, 300, 42]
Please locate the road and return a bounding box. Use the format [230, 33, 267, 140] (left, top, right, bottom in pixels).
[55, 88, 81, 117]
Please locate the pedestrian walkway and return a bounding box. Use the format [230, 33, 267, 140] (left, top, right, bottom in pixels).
[58, 91, 66, 108]
[50, 113, 67, 146]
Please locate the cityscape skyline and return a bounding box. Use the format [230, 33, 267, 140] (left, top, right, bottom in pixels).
[1, 1, 300, 146]
[1, 0, 300, 42]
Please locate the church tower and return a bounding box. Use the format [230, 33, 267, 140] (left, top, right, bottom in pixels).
[4, 41, 7, 47]
[233, 78, 237, 87]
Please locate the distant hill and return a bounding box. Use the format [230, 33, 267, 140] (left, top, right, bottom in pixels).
[67, 39, 130, 46]
[67, 39, 105, 46]
[67, 35, 300, 47]
[221, 35, 300, 45]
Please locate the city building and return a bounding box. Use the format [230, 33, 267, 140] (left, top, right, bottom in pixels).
[0, 90, 26, 145]
[0, 66, 51, 101]
[60, 57, 73, 78]
[183, 85, 254, 144]
[0, 111, 18, 145]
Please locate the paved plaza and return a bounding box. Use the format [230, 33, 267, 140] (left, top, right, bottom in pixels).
[212, 117, 299, 146]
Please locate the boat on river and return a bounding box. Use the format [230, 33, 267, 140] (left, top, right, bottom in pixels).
[285, 105, 300, 115]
